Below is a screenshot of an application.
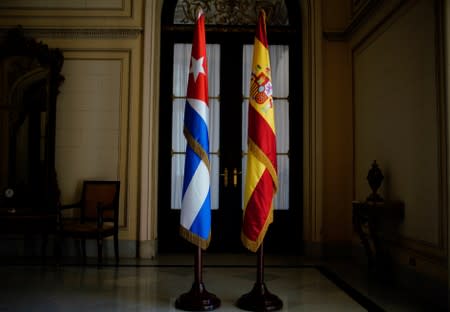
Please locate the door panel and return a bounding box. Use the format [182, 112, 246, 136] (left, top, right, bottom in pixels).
[209, 42, 244, 251]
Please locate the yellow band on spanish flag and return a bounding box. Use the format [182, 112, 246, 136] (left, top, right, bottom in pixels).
[241, 10, 278, 253]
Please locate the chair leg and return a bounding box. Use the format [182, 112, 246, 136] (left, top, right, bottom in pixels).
[55, 235, 62, 265]
[97, 238, 103, 266]
[81, 239, 86, 265]
[41, 233, 48, 264]
[114, 233, 119, 265]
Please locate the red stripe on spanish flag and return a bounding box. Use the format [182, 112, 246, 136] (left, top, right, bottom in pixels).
[248, 105, 277, 166]
[242, 10, 278, 253]
[242, 171, 274, 242]
[255, 10, 268, 48]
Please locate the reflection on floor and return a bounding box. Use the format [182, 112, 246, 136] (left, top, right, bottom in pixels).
[0, 254, 445, 311]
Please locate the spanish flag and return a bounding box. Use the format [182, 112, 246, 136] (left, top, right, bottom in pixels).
[242, 10, 278, 253]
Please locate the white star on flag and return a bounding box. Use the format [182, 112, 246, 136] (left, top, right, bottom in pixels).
[190, 56, 205, 82]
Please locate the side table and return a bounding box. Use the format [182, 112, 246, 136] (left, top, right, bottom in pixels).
[352, 200, 404, 270]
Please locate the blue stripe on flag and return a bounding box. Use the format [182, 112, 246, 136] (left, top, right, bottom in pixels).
[189, 190, 211, 239]
[184, 102, 209, 151]
[182, 146, 200, 195]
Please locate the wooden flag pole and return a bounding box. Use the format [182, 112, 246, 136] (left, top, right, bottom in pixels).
[236, 242, 283, 311]
[175, 246, 221, 311]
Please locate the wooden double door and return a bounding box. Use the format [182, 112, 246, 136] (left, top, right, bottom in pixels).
[158, 31, 302, 254]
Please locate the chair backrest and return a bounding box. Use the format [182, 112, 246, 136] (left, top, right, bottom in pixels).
[81, 181, 120, 221]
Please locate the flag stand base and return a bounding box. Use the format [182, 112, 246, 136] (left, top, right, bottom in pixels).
[175, 246, 220, 311]
[175, 281, 221, 311]
[237, 243, 283, 311]
[236, 281, 283, 311]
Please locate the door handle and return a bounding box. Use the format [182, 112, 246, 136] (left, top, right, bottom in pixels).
[220, 168, 229, 188]
[233, 168, 242, 188]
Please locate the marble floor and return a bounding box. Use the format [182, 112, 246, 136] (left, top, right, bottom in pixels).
[0, 254, 445, 312]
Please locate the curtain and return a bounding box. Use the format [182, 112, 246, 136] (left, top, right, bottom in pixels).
[171, 43, 290, 211]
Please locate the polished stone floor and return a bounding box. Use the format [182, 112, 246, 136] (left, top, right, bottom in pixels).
[0, 254, 445, 311]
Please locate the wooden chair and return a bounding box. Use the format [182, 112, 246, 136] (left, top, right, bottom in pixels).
[58, 180, 120, 265]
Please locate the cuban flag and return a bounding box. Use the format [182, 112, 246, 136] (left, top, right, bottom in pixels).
[180, 10, 211, 249]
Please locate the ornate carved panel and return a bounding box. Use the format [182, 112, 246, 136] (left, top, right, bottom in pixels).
[174, 0, 289, 25]
[0, 26, 64, 214]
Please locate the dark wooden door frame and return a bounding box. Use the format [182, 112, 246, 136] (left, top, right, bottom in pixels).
[157, 1, 303, 254]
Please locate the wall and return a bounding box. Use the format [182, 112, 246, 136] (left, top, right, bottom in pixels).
[350, 0, 447, 281]
[0, 0, 144, 257]
[320, 0, 448, 290]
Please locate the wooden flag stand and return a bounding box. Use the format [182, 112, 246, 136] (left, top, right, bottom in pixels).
[175, 246, 221, 311]
[236, 243, 283, 311]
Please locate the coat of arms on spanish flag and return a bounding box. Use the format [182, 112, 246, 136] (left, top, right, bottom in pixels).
[242, 10, 278, 253]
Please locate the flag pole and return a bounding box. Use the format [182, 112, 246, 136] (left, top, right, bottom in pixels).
[237, 8, 282, 311]
[175, 246, 221, 311]
[236, 242, 283, 311]
[175, 7, 220, 311]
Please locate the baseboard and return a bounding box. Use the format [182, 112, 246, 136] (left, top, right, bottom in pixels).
[138, 239, 157, 259]
[0, 235, 138, 258]
[303, 241, 357, 260]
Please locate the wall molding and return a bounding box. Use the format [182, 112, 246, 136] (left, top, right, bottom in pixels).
[0, 0, 128, 14]
[139, 0, 162, 258]
[301, 0, 324, 245]
[323, 0, 383, 41]
[0, 0, 143, 28]
[0, 28, 142, 40]
[57, 50, 131, 231]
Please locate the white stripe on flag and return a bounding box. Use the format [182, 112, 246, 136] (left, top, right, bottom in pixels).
[180, 160, 210, 229]
[187, 98, 209, 127]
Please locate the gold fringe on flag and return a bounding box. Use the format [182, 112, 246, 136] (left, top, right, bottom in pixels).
[184, 127, 210, 171]
[248, 138, 278, 192]
[180, 226, 211, 250]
